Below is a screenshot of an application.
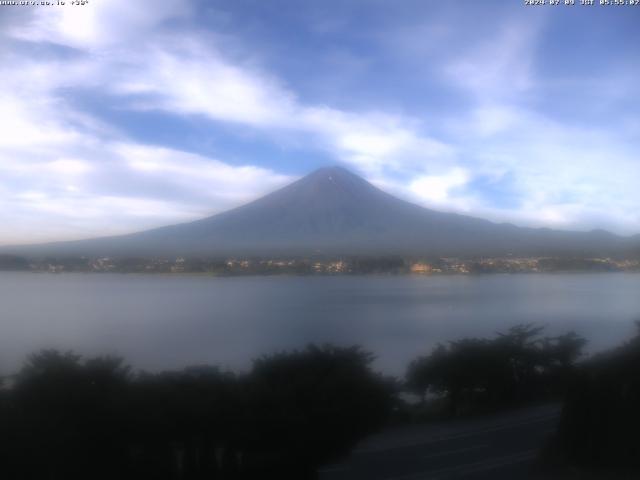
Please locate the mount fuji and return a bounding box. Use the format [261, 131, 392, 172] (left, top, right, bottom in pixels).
[5, 166, 637, 258]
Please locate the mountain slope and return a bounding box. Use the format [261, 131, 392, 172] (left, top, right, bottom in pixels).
[5, 166, 636, 258]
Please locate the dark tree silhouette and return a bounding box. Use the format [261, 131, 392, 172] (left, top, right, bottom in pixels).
[558, 322, 640, 471]
[406, 325, 586, 416]
[0, 345, 394, 480]
[4, 351, 132, 479]
[127, 365, 241, 479]
[242, 344, 395, 478]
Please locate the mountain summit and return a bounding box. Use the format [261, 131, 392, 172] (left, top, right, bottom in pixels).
[5, 166, 635, 257]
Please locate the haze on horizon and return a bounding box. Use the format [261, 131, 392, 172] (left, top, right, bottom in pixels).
[1, 0, 639, 246]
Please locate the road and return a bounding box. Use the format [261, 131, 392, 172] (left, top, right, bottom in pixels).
[319, 404, 560, 480]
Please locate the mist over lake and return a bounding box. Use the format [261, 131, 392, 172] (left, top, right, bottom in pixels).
[1, 272, 639, 377]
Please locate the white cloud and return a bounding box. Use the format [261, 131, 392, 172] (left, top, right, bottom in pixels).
[0, 19, 293, 244]
[113, 42, 297, 128]
[408, 168, 471, 206]
[439, 107, 640, 233]
[103, 37, 452, 177]
[300, 107, 454, 175]
[10, 0, 190, 49]
[0, 94, 79, 150]
[11, 5, 452, 183]
[116, 143, 292, 205]
[445, 20, 538, 104]
[468, 106, 521, 137]
[424, 14, 640, 235]
[0, 135, 292, 245]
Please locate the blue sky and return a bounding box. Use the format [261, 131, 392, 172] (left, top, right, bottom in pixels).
[1, 0, 639, 244]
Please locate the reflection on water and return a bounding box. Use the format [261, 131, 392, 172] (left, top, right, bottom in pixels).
[1, 272, 639, 375]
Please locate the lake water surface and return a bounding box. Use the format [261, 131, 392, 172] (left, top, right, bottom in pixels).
[1, 272, 639, 376]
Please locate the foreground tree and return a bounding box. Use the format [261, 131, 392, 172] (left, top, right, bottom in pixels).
[0, 344, 394, 480]
[5, 351, 132, 479]
[406, 324, 586, 416]
[558, 323, 640, 470]
[242, 344, 395, 478]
